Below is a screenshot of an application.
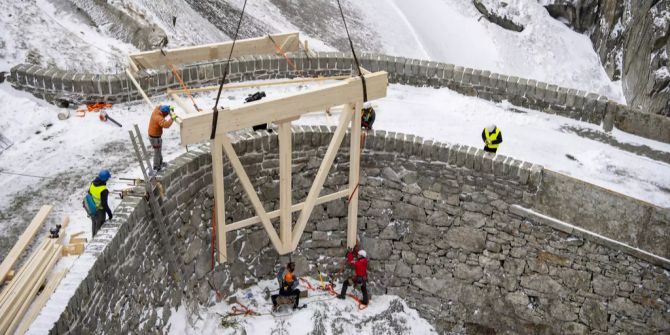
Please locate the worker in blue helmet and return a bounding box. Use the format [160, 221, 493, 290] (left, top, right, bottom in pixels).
[89, 169, 113, 237]
[148, 105, 176, 172]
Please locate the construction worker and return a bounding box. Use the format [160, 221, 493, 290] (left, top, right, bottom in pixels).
[89, 169, 112, 237]
[361, 102, 375, 130]
[338, 249, 369, 305]
[148, 105, 177, 171]
[272, 262, 302, 310]
[482, 124, 503, 153]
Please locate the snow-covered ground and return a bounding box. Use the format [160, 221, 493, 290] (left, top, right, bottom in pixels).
[353, 0, 624, 102]
[167, 277, 436, 335]
[1, 0, 667, 333]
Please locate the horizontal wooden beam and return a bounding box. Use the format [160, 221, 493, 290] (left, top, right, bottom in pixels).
[179, 71, 388, 145]
[224, 189, 349, 232]
[167, 75, 351, 95]
[130, 32, 300, 70]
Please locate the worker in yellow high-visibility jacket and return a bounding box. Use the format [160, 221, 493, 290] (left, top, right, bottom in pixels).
[482, 124, 503, 153]
[89, 169, 113, 237]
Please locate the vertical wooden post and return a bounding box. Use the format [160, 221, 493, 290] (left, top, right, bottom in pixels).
[278, 122, 292, 253]
[347, 102, 362, 248]
[211, 138, 227, 263]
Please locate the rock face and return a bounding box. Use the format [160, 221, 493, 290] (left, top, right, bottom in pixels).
[473, 0, 525, 32]
[543, 0, 670, 116]
[69, 0, 167, 50]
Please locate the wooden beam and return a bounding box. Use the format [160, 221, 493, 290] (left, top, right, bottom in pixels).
[127, 56, 139, 73]
[278, 122, 292, 251]
[220, 135, 284, 254]
[224, 189, 349, 232]
[125, 69, 153, 107]
[179, 71, 388, 145]
[347, 102, 362, 248]
[0, 205, 52, 283]
[211, 138, 227, 263]
[290, 108, 354, 250]
[14, 269, 68, 334]
[167, 75, 351, 95]
[130, 32, 301, 69]
[5, 244, 62, 335]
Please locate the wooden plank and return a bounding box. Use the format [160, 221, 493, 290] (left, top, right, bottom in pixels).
[69, 237, 87, 245]
[125, 69, 153, 107]
[14, 269, 68, 335]
[0, 239, 49, 307]
[278, 122, 292, 252]
[220, 135, 284, 254]
[127, 56, 139, 73]
[62, 243, 85, 256]
[0, 205, 52, 283]
[224, 189, 349, 232]
[211, 138, 227, 263]
[290, 108, 354, 250]
[0, 240, 53, 333]
[179, 71, 388, 145]
[5, 244, 62, 335]
[347, 102, 362, 248]
[130, 32, 300, 69]
[167, 75, 351, 94]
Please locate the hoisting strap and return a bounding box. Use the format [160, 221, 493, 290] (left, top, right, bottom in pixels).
[336, 0, 367, 102]
[268, 34, 300, 75]
[211, 0, 248, 140]
[169, 64, 200, 111]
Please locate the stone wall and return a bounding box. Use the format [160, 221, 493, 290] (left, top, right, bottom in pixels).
[48, 128, 669, 334]
[8, 52, 670, 144]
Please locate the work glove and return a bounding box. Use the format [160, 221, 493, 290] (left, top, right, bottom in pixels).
[169, 111, 177, 121]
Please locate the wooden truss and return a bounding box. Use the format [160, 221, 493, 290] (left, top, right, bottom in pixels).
[126, 33, 388, 263]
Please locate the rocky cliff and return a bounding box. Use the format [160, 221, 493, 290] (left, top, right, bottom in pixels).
[543, 0, 670, 116]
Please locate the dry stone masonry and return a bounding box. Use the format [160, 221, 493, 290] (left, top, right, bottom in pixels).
[8, 52, 670, 144]
[49, 128, 669, 334]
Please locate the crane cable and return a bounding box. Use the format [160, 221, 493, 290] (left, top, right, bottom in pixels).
[336, 0, 369, 204]
[210, 0, 248, 140]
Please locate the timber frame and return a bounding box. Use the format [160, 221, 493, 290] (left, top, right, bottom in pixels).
[127, 33, 388, 263]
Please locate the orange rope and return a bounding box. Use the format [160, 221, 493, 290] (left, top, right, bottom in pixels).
[211, 206, 216, 271]
[300, 277, 316, 291]
[268, 35, 300, 75]
[169, 64, 201, 111]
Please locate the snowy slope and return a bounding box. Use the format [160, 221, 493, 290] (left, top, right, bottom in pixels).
[352, 0, 624, 102]
[167, 278, 437, 335]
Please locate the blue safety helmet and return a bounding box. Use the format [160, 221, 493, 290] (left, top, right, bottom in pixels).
[160, 105, 173, 114]
[98, 169, 111, 182]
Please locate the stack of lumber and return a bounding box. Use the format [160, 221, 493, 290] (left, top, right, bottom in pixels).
[0, 206, 70, 334]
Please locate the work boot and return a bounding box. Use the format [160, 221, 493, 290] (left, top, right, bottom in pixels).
[337, 294, 345, 300]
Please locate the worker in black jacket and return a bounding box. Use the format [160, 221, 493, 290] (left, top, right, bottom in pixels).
[89, 169, 113, 237]
[482, 124, 503, 153]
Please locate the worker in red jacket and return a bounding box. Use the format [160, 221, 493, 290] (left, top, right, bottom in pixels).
[337, 249, 369, 305]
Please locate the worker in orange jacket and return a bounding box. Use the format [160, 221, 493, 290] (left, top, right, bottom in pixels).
[148, 105, 176, 171]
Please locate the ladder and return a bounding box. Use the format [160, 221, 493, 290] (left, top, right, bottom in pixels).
[128, 124, 179, 277]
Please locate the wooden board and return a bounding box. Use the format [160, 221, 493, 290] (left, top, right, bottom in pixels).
[5, 244, 61, 334]
[0, 205, 52, 283]
[130, 32, 300, 70]
[179, 71, 388, 145]
[347, 102, 362, 248]
[14, 269, 68, 334]
[167, 75, 350, 94]
[211, 138, 227, 263]
[224, 189, 349, 232]
[278, 122, 292, 251]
